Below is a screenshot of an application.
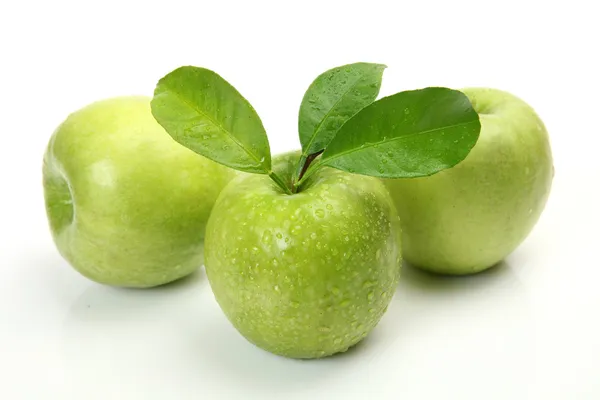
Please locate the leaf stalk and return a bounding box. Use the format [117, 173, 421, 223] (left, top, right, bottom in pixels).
[269, 171, 293, 195]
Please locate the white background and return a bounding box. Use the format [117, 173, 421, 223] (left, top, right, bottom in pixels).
[1, 0, 599, 399]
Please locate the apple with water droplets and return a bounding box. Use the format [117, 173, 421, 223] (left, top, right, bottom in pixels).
[152, 64, 481, 358]
[385, 88, 553, 275]
[204, 152, 402, 358]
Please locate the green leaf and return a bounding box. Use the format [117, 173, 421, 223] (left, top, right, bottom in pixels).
[151, 66, 271, 174]
[298, 62, 386, 156]
[316, 87, 481, 179]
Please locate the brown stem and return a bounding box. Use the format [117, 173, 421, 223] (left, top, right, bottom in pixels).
[298, 150, 323, 182]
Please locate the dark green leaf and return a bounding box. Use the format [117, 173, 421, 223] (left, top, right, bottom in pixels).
[317, 87, 481, 178]
[151, 66, 271, 174]
[298, 62, 386, 156]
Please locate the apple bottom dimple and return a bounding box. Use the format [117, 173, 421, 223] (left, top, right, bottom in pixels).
[205, 167, 401, 359]
[43, 152, 75, 234]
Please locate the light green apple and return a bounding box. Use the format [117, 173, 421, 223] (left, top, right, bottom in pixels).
[204, 152, 401, 359]
[385, 88, 553, 275]
[43, 96, 234, 287]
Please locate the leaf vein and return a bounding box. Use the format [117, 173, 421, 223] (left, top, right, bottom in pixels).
[302, 73, 371, 156]
[161, 85, 267, 171]
[323, 120, 478, 163]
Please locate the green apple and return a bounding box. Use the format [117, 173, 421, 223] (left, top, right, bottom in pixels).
[43, 96, 234, 288]
[204, 152, 401, 359]
[385, 88, 553, 275]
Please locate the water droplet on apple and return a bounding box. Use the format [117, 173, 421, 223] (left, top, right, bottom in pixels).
[326, 204, 333, 210]
[261, 230, 272, 244]
[310, 232, 317, 240]
[290, 301, 300, 308]
[333, 337, 342, 345]
[404, 108, 410, 115]
[363, 280, 375, 288]
[331, 287, 341, 296]
[273, 285, 280, 292]
[367, 291, 375, 301]
[315, 209, 325, 218]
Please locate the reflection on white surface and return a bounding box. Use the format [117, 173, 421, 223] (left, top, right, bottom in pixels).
[54, 260, 534, 399]
[382, 262, 534, 399]
[3, 167, 600, 399]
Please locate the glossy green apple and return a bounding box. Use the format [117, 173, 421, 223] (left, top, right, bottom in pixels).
[43, 96, 234, 287]
[204, 152, 401, 359]
[385, 88, 553, 275]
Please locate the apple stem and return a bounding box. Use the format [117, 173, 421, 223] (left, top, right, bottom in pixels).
[292, 151, 323, 193]
[269, 171, 293, 195]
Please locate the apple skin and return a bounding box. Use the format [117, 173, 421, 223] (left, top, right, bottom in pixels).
[43, 96, 234, 288]
[385, 88, 553, 275]
[204, 152, 401, 359]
